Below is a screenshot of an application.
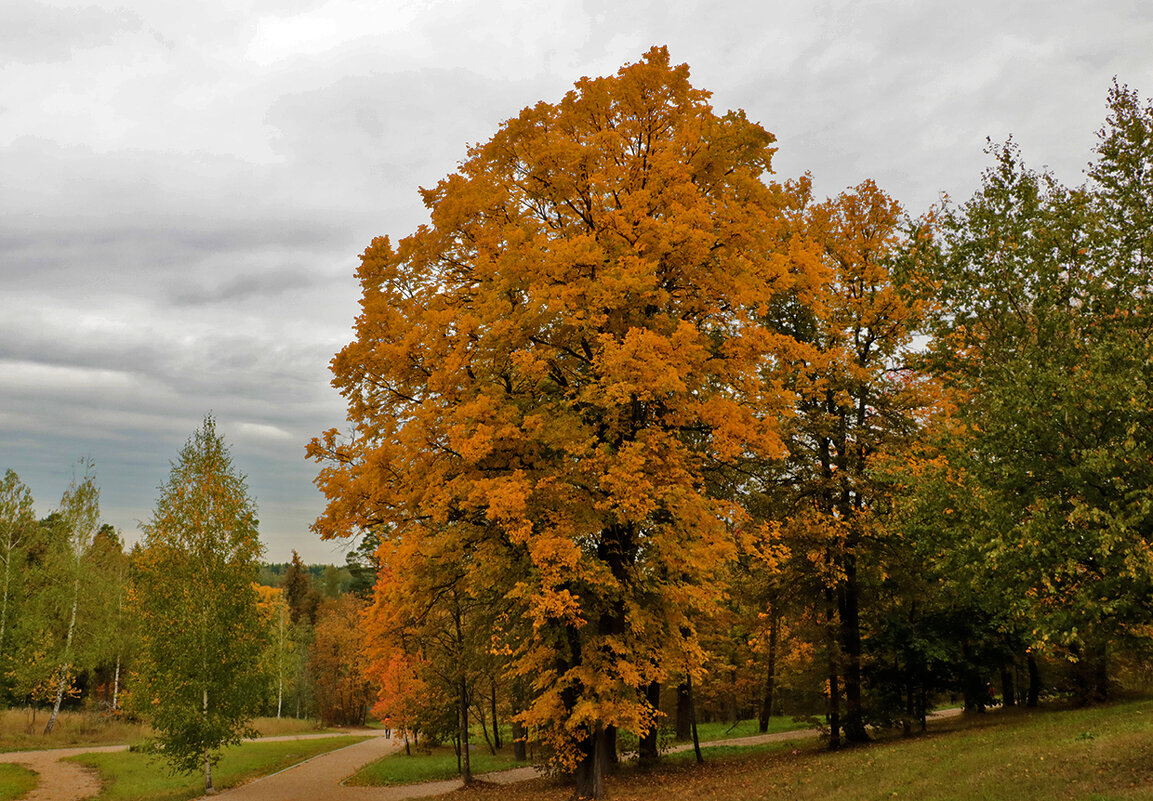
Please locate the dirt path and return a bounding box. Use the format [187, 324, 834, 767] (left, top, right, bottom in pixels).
[0, 744, 127, 801]
[0, 731, 371, 801]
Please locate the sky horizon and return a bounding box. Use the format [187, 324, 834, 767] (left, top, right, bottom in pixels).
[3, 0, 1152, 564]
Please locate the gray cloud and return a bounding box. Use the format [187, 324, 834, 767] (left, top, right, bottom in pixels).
[0, 3, 143, 64]
[2, 0, 1151, 562]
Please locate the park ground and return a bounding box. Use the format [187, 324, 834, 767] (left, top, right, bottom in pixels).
[2, 701, 1153, 800]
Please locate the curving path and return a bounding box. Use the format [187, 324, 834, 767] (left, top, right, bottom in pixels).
[0, 744, 128, 801]
[199, 724, 833, 801]
[4, 709, 964, 801]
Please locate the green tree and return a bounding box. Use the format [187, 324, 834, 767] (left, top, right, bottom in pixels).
[84, 525, 132, 711]
[282, 550, 320, 625]
[915, 84, 1153, 699]
[131, 416, 265, 792]
[344, 528, 382, 599]
[0, 470, 36, 677]
[42, 460, 101, 734]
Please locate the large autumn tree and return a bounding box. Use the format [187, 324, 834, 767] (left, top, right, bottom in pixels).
[311, 47, 818, 798]
[131, 416, 265, 793]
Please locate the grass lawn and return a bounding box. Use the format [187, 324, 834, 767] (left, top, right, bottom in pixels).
[0, 763, 37, 801]
[434, 698, 1153, 801]
[70, 735, 367, 801]
[688, 716, 807, 742]
[347, 717, 809, 788]
[346, 744, 524, 786]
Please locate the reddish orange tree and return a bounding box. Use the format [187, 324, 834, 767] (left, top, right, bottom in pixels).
[310, 594, 374, 725]
[310, 47, 818, 798]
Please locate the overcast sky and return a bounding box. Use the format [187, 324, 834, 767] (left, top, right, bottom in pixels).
[2, 0, 1151, 565]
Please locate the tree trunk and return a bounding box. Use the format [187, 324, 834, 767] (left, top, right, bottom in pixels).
[476, 701, 496, 755]
[44, 577, 80, 735]
[838, 556, 868, 743]
[903, 660, 913, 736]
[961, 640, 985, 713]
[276, 605, 286, 719]
[758, 608, 779, 733]
[512, 719, 527, 762]
[572, 724, 612, 800]
[112, 656, 121, 711]
[638, 681, 660, 765]
[689, 674, 703, 765]
[824, 586, 841, 749]
[490, 676, 502, 749]
[675, 682, 692, 740]
[203, 688, 214, 793]
[1001, 666, 1015, 707]
[459, 674, 471, 783]
[0, 542, 12, 660]
[1093, 641, 1110, 702]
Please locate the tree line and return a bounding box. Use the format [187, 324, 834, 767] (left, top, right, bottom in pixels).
[0, 419, 377, 792]
[307, 48, 1153, 799]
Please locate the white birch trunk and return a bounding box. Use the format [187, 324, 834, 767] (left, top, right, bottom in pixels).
[43, 576, 80, 735]
[204, 688, 214, 793]
[112, 655, 121, 711]
[276, 603, 285, 719]
[0, 541, 12, 658]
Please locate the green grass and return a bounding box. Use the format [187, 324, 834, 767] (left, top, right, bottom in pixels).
[347, 717, 808, 788]
[665, 741, 795, 763]
[0, 763, 37, 801]
[70, 735, 367, 801]
[346, 745, 523, 786]
[444, 699, 1153, 801]
[688, 716, 807, 742]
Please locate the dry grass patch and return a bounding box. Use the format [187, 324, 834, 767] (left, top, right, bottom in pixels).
[0, 710, 329, 752]
[248, 716, 332, 737]
[0, 708, 151, 752]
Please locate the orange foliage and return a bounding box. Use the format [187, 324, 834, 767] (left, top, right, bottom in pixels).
[310, 47, 825, 782]
[310, 594, 374, 726]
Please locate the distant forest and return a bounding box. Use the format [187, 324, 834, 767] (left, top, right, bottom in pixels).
[257, 561, 353, 596]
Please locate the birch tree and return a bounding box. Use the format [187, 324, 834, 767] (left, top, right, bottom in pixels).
[131, 416, 264, 793]
[0, 470, 36, 672]
[43, 460, 100, 735]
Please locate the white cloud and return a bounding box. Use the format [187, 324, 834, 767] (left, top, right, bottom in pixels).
[234, 422, 295, 440]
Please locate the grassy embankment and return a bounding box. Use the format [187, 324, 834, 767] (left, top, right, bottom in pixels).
[347, 715, 805, 786]
[0, 763, 37, 801]
[70, 735, 369, 801]
[434, 699, 1153, 801]
[0, 709, 330, 752]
